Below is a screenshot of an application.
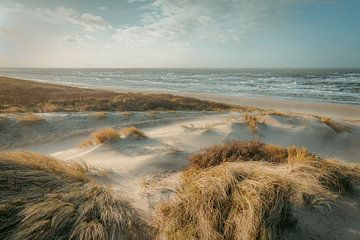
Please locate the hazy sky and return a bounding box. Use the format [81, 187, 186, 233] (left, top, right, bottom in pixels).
[0, 0, 359, 68]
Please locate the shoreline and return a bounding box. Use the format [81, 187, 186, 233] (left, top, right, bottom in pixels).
[1, 76, 359, 119]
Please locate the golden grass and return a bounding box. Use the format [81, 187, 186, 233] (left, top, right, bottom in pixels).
[93, 112, 108, 120]
[155, 141, 360, 239]
[318, 116, 350, 133]
[16, 113, 44, 124]
[121, 111, 133, 117]
[147, 111, 158, 118]
[121, 126, 147, 139]
[79, 128, 120, 147]
[244, 113, 258, 134]
[0, 151, 151, 240]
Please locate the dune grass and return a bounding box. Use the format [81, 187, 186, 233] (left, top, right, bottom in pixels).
[243, 113, 258, 134]
[155, 141, 360, 240]
[121, 111, 133, 118]
[121, 126, 147, 139]
[16, 113, 44, 124]
[93, 112, 108, 120]
[79, 128, 120, 147]
[318, 116, 350, 133]
[0, 151, 151, 240]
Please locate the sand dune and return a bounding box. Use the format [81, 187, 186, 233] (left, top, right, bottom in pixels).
[1, 78, 360, 239]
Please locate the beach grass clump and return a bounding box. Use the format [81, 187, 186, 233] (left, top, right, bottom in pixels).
[155, 162, 327, 240]
[0, 151, 151, 240]
[16, 113, 44, 124]
[156, 141, 360, 239]
[188, 141, 289, 169]
[79, 128, 120, 147]
[189, 140, 360, 193]
[91, 128, 120, 144]
[93, 112, 108, 120]
[244, 113, 258, 134]
[318, 116, 350, 133]
[121, 111, 133, 118]
[121, 126, 147, 139]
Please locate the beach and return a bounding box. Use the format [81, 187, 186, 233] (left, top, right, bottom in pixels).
[1, 76, 360, 239]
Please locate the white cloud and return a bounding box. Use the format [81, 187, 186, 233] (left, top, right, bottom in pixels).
[113, 0, 306, 47]
[36, 6, 108, 32]
[127, 0, 148, 3]
[0, 0, 325, 67]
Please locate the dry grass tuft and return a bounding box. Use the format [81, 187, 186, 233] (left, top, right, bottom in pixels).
[121, 126, 147, 139]
[93, 112, 108, 120]
[244, 113, 258, 134]
[121, 111, 133, 118]
[80, 128, 120, 147]
[189, 141, 360, 193]
[16, 113, 44, 124]
[92, 128, 120, 144]
[318, 116, 350, 133]
[156, 141, 360, 239]
[0, 151, 151, 240]
[189, 141, 289, 169]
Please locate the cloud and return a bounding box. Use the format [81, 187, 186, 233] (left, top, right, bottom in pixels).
[36, 6, 108, 32]
[127, 0, 148, 3]
[113, 0, 308, 47]
[2, 4, 108, 32]
[0, 0, 332, 67]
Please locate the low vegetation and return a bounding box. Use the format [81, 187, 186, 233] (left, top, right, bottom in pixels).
[0, 151, 150, 240]
[243, 113, 258, 134]
[121, 111, 133, 118]
[155, 141, 360, 239]
[16, 113, 45, 124]
[93, 112, 108, 119]
[0, 77, 234, 113]
[80, 128, 120, 147]
[79, 126, 146, 147]
[121, 126, 147, 139]
[318, 116, 350, 133]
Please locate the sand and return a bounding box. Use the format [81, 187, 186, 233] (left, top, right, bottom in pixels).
[0, 77, 360, 239]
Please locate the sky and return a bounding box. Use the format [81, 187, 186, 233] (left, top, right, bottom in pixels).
[0, 0, 359, 68]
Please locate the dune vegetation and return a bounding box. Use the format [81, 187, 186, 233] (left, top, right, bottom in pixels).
[243, 113, 258, 134]
[155, 141, 360, 240]
[79, 128, 120, 147]
[318, 116, 350, 133]
[93, 112, 108, 120]
[0, 151, 150, 240]
[79, 126, 146, 147]
[0, 77, 234, 113]
[121, 126, 147, 139]
[16, 113, 45, 124]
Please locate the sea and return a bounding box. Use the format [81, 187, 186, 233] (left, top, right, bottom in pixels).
[0, 68, 359, 105]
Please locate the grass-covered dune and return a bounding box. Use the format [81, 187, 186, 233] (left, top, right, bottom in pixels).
[0, 152, 151, 240]
[0, 77, 233, 113]
[1, 141, 359, 240]
[155, 141, 360, 240]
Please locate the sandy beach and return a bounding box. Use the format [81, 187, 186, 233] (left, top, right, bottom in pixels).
[1, 77, 360, 240]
